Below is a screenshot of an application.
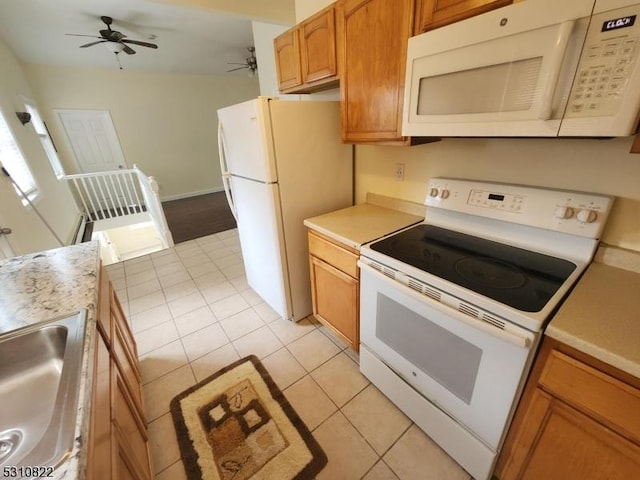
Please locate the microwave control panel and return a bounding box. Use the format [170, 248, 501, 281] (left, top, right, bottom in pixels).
[566, 4, 640, 118]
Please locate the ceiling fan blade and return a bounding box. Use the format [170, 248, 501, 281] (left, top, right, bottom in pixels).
[121, 39, 158, 49]
[66, 33, 103, 38]
[122, 44, 136, 55]
[226, 66, 247, 72]
[80, 40, 108, 48]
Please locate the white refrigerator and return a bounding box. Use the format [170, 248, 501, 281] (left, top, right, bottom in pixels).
[217, 97, 353, 321]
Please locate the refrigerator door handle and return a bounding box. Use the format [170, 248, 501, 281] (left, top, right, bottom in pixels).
[218, 122, 238, 221]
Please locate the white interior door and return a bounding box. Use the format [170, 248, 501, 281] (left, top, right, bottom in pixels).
[55, 109, 127, 173]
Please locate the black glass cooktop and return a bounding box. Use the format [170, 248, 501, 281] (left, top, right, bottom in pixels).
[370, 224, 577, 313]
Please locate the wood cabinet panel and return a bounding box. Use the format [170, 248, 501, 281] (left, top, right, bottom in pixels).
[338, 0, 415, 143]
[112, 366, 151, 480]
[87, 334, 112, 480]
[300, 6, 337, 84]
[274, 29, 302, 91]
[275, 4, 339, 93]
[503, 388, 640, 480]
[112, 320, 144, 418]
[308, 230, 358, 278]
[310, 255, 359, 351]
[414, 0, 512, 34]
[539, 350, 640, 442]
[88, 266, 151, 480]
[495, 339, 640, 480]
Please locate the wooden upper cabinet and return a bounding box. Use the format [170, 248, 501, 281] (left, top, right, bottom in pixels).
[338, 0, 415, 144]
[300, 6, 338, 84]
[274, 29, 302, 91]
[275, 4, 339, 93]
[415, 0, 513, 34]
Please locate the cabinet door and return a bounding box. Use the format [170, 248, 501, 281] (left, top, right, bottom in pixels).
[310, 255, 359, 351]
[87, 334, 112, 480]
[415, 0, 512, 34]
[502, 388, 640, 479]
[274, 28, 303, 91]
[339, 0, 414, 143]
[300, 6, 337, 84]
[112, 363, 152, 480]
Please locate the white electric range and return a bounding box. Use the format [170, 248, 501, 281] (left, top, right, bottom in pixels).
[358, 178, 613, 480]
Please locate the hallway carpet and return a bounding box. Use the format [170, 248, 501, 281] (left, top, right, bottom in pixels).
[162, 192, 236, 244]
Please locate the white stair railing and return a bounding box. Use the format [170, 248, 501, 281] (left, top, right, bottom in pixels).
[132, 165, 174, 248]
[65, 169, 143, 221]
[65, 166, 174, 248]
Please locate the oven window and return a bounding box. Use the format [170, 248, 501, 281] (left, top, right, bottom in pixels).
[376, 294, 482, 404]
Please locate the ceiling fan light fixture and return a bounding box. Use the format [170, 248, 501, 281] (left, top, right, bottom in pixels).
[105, 42, 125, 53]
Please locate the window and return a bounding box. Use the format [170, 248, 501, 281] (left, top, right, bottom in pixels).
[0, 109, 38, 201]
[24, 102, 65, 178]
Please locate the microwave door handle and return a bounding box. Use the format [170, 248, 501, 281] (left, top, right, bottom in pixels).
[538, 20, 576, 120]
[217, 122, 238, 221]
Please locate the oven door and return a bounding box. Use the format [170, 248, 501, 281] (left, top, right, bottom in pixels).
[359, 263, 537, 449]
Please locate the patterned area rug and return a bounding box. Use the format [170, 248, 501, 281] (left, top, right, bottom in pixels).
[170, 356, 327, 480]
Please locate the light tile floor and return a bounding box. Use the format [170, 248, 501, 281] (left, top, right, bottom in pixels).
[105, 229, 472, 480]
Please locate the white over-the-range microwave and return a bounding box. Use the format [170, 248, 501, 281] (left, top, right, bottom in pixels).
[403, 0, 640, 137]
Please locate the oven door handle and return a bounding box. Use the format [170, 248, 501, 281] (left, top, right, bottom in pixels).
[360, 262, 534, 349]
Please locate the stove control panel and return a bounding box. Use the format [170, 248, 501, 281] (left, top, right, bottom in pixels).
[425, 178, 614, 239]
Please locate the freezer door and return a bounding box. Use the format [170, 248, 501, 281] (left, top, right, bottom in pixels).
[231, 175, 291, 319]
[217, 98, 277, 183]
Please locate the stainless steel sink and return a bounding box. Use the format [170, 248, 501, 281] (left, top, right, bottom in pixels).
[0, 310, 87, 472]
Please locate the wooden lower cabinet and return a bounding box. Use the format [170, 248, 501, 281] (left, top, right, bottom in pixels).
[495, 338, 640, 480]
[88, 268, 152, 480]
[308, 230, 360, 351]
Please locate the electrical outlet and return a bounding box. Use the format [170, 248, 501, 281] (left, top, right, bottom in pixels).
[395, 163, 405, 181]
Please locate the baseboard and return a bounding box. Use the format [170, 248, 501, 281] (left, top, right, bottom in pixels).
[160, 187, 224, 202]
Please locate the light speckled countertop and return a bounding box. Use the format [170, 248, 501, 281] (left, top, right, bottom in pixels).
[0, 241, 101, 480]
[546, 246, 640, 378]
[303, 194, 425, 249]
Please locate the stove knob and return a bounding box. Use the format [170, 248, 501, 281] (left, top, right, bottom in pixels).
[554, 206, 574, 219]
[440, 189, 450, 199]
[577, 209, 598, 224]
[429, 188, 439, 197]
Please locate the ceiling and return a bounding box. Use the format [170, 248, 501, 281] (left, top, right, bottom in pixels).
[0, 0, 294, 75]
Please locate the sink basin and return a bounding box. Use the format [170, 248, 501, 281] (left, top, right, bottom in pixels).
[0, 310, 87, 471]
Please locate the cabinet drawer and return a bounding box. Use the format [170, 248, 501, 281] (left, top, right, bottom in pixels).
[308, 231, 358, 278]
[539, 350, 640, 442]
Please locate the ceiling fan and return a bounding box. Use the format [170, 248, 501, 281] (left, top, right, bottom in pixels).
[66, 16, 158, 59]
[227, 47, 257, 76]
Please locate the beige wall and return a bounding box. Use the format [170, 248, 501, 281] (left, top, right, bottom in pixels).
[0, 40, 80, 254]
[356, 137, 640, 251]
[154, 0, 296, 24]
[295, 0, 334, 22]
[25, 65, 260, 200]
